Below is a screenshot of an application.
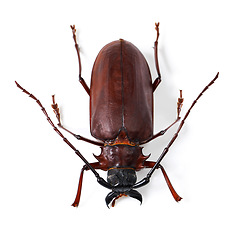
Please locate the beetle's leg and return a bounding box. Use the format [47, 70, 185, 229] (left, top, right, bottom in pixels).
[15, 82, 108, 185]
[152, 22, 161, 92]
[141, 90, 184, 144]
[51, 95, 103, 147]
[51, 95, 61, 124]
[72, 162, 102, 207]
[143, 72, 219, 179]
[70, 25, 90, 96]
[143, 161, 182, 201]
[177, 90, 184, 117]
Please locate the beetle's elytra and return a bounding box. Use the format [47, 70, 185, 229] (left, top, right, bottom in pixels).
[16, 23, 219, 207]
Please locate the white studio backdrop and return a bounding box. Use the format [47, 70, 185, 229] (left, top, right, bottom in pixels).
[1, 0, 249, 239]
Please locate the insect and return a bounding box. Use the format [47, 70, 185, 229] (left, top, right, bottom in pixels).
[15, 23, 219, 207]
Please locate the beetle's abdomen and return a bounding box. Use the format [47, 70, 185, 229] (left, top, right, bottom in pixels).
[90, 40, 153, 143]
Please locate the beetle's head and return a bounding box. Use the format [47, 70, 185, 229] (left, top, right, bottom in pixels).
[105, 168, 142, 207]
[94, 141, 149, 207]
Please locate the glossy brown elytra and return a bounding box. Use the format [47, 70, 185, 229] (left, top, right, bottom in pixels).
[16, 23, 219, 207]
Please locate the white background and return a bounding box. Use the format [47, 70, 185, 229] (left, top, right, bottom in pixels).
[1, 0, 250, 239]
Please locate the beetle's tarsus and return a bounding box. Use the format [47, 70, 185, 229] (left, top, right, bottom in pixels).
[51, 95, 61, 125]
[177, 90, 184, 117]
[70, 25, 76, 31]
[155, 22, 160, 41]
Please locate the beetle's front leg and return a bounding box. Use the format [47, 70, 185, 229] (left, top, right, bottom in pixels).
[72, 162, 106, 207]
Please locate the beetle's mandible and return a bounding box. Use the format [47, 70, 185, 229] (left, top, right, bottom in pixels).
[16, 23, 219, 207]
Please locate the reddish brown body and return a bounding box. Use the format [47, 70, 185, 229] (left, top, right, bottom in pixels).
[90, 39, 153, 143]
[15, 23, 219, 207]
[90, 39, 153, 172]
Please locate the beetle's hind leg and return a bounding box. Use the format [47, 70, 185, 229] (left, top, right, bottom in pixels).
[72, 162, 102, 207]
[70, 25, 90, 96]
[152, 22, 161, 92]
[51, 95, 103, 147]
[143, 161, 182, 202]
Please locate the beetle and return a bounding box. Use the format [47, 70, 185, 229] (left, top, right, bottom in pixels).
[15, 23, 219, 207]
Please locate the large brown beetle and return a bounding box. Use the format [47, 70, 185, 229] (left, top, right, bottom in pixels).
[16, 23, 219, 207]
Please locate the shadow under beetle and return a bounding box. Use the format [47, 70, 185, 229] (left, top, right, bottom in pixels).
[16, 23, 219, 207]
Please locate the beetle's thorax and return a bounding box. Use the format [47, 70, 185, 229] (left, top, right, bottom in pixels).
[94, 130, 149, 169]
[102, 145, 142, 168]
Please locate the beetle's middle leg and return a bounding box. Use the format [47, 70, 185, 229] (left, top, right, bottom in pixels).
[51, 95, 103, 147]
[143, 161, 182, 202]
[72, 162, 103, 207]
[70, 25, 90, 96]
[142, 90, 184, 144]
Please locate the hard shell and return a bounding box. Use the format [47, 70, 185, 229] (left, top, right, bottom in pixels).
[90, 39, 153, 143]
